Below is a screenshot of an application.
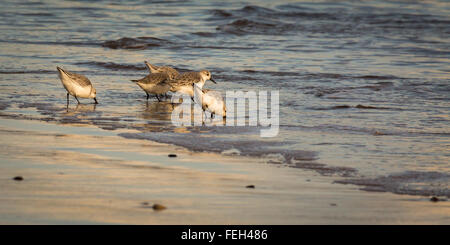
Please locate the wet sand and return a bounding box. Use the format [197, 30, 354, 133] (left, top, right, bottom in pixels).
[0, 118, 448, 224]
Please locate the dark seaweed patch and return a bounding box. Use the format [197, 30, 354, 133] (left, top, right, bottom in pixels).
[216, 18, 295, 35]
[102, 37, 171, 50]
[293, 162, 358, 177]
[335, 171, 450, 198]
[76, 61, 146, 71]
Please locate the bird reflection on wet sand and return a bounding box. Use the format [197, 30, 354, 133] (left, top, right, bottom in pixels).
[63, 103, 97, 115]
[141, 101, 175, 121]
[139, 100, 226, 129]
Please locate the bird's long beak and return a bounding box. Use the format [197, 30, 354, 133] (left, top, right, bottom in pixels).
[57, 66, 69, 76]
[210, 77, 217, 84]
[94, 98, 98, 104]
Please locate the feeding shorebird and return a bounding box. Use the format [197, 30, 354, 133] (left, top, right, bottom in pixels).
[131, 72, 177, 101]
[145, 61, 180, 99]
[170, 70, 216, 97]
[56, 66, 98, 105]
[145, 61, 179, 78]
[193, 83, 226, 118]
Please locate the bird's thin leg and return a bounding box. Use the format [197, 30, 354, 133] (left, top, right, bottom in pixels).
[74, 96, 80, 104]
[66, 93, 69, 106]
[146, 92, 149, 100]
[156, 94, 161, 102]
[202, 109, 206, 125]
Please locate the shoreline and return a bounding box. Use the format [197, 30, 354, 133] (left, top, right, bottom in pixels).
[0, 117, 448, 224]
[1, 106, 448, 199]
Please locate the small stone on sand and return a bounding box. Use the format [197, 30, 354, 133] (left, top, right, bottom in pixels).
[373, 131, 386, 136]
[168, 154, 177, 158]
[13, 176, 23, 181]
[141, 202, 149, 206]
[246, 185, 255, 189]
[430, 197, 439, 202]
[330, 203, 337, 206]
[152, 204, 166, 210]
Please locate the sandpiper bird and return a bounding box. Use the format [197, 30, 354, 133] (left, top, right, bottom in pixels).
[131, 72, 177, 101]
[145, 61, 180, 99]
[57, 67, 98, 105]
[169, 70, 216, 97]
[193, 84, 226, 118]
[145, 61, 179, 78]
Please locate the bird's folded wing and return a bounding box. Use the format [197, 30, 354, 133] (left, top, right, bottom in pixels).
[139, 73, 169, 84]
[171, 72, 201, 86]
[66, 71, 92, 87]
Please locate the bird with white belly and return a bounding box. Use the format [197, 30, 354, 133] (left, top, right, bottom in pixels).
[57, 66, 98, 105]
[193, 83, 226, 118]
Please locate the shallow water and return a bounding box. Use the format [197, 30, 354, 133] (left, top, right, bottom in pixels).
[0, 0, 449, 197]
